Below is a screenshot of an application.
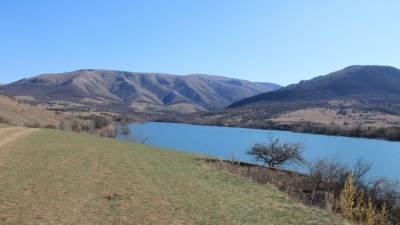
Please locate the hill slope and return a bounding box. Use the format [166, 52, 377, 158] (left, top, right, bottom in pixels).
[0, 94, 60, 127]
[0, 127, 347, 224]
[230, 65, 400, 109]
[186, 66, 400, 140]
[1, 69, 280, 114]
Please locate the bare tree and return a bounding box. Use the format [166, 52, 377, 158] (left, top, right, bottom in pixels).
[352, 159, 372, 186]
[369, 178, 400, 210]
[247, 136, 305, 168]
[308, 158, 349, 184]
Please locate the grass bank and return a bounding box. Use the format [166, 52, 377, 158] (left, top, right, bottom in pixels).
[0, 128, 349, 224]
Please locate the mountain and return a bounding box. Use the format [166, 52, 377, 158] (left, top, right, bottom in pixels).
[230, 65, 400, 109]
[1, 69, 280, 114]
[182, 65, 400, 141]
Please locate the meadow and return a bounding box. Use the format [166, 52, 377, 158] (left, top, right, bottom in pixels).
[0, 127, 349, 224]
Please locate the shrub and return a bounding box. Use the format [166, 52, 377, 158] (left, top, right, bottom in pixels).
[339, 174, 390, 225]
[0, 116, 10, 124]
[339, 174, 355, 219]
[24, 121, 41, 128]
[121, 125, 131, 135]
[44, 124, 57, 129]
[247, 136, 305, 168]
[59, 120, 67, 130]
[366, 198, 388, 225]
[93, 116, 111, 129]
[97, 125, 117, 138]
[71, 121, 82, 133]
[80, 121, 94, 133]
[208, 156, 398, 224]
[368, 178, 400, 212]
[308, 158, 349, 189]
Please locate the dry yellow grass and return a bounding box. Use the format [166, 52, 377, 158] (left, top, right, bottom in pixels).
[0, 94, 61, 127]
[272, 107, 400, 128]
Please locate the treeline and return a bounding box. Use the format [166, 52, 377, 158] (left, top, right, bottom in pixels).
[258, 121, 400, 141]
[161, 114, 400, 141]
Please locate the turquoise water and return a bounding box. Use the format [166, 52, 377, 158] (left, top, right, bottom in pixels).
[117, 122, 400, 180]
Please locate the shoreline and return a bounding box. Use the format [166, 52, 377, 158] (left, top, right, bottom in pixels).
[151, 118, 400, 142]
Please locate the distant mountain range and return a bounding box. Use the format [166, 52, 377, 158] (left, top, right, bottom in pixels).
[2, 65, 400, 140]
[0, 69, 280, 114]
[229, 65, 400, 109]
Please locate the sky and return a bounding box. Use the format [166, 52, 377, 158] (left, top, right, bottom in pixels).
[1, 0, 399, 85]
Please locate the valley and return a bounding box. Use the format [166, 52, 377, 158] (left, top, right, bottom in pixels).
[1, 65, 400, 223]
[2, 2, 399, 224]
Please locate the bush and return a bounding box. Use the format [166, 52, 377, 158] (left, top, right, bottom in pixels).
[309, 158, 349, 186]
[121, 125, 131, 135]
[368, 178, 400, 212]
[339, 174, 357, 219]
[339, 175, 389, 225]
[0, 116, 10, 124]
[207, 156, 399, 224]
[80, 121, 94, 133]
[97, 125, 117, 138]
[24, 121, 41, 128]
[247, 136, 305, 167]
[44, 124, 57, 129]
[71, 121, 82, 133]
[93, 116, 111, 129]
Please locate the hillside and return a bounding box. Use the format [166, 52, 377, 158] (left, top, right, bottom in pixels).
[230, 65, 400, 110]
[0, 94, 61, 127]
[0, 126, 348, 224]
[185, 66, 400, 140]
[1, 69, 280, 114]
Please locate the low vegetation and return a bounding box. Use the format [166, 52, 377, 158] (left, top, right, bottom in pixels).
[0, 92, 131, 139]
[0, 127, 348, 224]
[0, 94, 61, 127]
[207, 137, 400, 225]
[247, 137, 305, 167]
[339, 175, 389, 225]
[166, 110, 400, 141]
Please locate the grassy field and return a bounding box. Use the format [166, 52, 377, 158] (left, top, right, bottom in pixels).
[0, 128, 350, 225]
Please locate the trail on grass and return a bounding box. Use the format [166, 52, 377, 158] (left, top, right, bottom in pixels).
[0, 127, 39, 149]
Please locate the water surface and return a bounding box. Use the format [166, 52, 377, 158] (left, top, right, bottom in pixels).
[117, 122, 400, 180]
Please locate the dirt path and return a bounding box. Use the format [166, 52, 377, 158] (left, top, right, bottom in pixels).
[0, 127, 39, 149]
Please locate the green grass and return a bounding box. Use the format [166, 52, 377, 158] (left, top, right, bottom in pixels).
[0, 123, 9, 128]
[0, 129, 350, 225]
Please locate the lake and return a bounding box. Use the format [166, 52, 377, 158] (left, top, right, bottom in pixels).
[117, 122, 400, 180]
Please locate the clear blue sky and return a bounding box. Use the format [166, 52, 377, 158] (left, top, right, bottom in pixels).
[1, 0, 399, 85]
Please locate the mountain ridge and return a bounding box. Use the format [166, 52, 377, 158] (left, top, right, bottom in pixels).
[1, 69, 280, 114]
[229, 65, 400, 108]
